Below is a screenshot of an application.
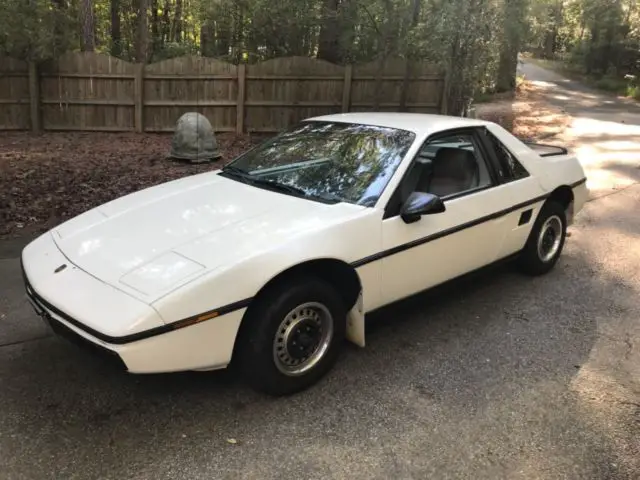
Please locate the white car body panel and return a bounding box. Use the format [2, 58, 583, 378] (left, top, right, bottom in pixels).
[20, 113, 588, 374]
[50, 172, 373, 304]
[379, 179, 546, 305]
[22, 233, 165, 337]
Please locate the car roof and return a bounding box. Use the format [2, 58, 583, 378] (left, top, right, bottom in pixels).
[304, 112, 492, 137]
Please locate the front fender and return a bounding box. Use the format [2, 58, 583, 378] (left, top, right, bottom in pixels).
[150, 211, 382, 329]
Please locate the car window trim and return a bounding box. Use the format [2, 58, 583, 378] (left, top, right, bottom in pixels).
[477, 126, 531, 182]
[383, 126, 499, 219]
[222, 120, 417, 207]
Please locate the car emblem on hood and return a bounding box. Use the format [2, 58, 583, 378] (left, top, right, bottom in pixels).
[54, 264, 67, 274]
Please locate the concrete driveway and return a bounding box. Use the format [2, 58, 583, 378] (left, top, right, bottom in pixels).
[1, 64, 639, 479]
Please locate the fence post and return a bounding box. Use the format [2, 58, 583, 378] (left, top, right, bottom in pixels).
[399, 58, 412, 112]
[439, 69, 449, 115]
[236, 64, 246, 134]
[342, 65, 353, 113]
[28, 61, 41, 132]
[135, 63, 144, 132]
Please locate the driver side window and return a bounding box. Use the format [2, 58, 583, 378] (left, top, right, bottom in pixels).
[403, 132, 492, 199]
[385, 129, 494, 219]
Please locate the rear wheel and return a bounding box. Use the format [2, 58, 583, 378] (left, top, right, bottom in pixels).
[236, 276, 346, 396]
[517, 199, 567, 276]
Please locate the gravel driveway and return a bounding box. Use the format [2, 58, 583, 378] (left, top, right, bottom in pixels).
[0, 63, 638, 479]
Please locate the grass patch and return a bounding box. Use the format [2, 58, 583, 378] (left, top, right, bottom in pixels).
[627, 85, 640, 101]
[592, 77, 627, 95]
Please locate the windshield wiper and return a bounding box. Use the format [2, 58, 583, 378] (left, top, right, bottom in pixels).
[309, 192, 342, 204]
[219, 165, 256, 185]
[221, 165, 249, 177]
[248, 177, 308, 196]
[220, 166, 340, 203]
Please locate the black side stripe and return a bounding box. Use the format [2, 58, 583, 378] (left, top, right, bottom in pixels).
[352, 178, 587, 269]
[22, 177, 588, 344]
[570, 177, 587, 188]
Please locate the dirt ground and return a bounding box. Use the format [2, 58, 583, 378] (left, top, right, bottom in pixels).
[0, 132, 264, 239]
[475, 80, 572, 141]
[0, 81, 570, 239]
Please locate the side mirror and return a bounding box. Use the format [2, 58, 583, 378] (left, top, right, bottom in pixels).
[400, 192, 445, 224]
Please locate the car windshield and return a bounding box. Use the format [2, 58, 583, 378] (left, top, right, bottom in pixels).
[222, 121, 416, 206]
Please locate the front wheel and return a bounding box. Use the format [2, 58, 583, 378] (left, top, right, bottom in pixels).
[517, 199, 567, 276]
[236, 276, 346, 396]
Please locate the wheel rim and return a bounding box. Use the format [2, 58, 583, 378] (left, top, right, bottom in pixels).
[537, 215, 563, 263]
[272, 302, 334, 377]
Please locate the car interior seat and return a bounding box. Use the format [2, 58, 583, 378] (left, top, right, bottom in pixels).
[425, 147, 479, 197]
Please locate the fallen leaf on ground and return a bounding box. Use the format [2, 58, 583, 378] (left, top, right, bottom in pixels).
[0, 132, 268, 239]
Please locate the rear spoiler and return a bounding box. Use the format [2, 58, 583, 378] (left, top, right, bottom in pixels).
[518, 138, 569, 157]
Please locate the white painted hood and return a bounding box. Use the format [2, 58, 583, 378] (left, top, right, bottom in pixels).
[51, 171, 365, 301]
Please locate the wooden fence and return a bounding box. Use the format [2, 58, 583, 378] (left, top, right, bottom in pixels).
[0, 52, 446, 134]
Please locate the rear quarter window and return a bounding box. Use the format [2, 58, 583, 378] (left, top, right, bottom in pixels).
[482, 129, 530, 182]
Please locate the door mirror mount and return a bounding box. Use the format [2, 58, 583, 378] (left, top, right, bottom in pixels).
[400, 192, 446, 224]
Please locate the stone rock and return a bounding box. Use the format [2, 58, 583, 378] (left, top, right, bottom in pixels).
[169, 112, 221, 163]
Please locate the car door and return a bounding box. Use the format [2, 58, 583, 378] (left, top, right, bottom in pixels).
[476, 124, 550, 260]
[378, 127, 514, 305]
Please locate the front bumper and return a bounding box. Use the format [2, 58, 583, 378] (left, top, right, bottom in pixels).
[20, 233, 246, 374]
[22, 262, 128, 371]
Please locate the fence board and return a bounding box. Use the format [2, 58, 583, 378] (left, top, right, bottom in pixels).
[351, 57, 443, 113]
[0, 57, 30, 130]
[39, 52, 136, 131]
[144, 56, 238, 132]
[0, 53, 445, 133]
[245, 57, 346, 132]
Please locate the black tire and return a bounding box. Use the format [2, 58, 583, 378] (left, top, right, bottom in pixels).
[236, 276, 346, 396]
[517, 199, 567, 276]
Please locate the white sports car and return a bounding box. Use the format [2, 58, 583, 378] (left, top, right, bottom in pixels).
[21, 113, 588, 396]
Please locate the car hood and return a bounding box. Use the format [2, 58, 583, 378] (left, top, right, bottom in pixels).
[51, 172, 366, 302]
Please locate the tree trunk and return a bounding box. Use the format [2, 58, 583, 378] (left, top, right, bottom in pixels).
[136, 0, 148, 62]
[543, 0, 562, 59]
[339, 0, 357, 62]
[317, 0, 341, 63]
[399, 0, 421, 110]
[151, 0, 160, 56]
[80, 0, 95, 52]
[161, 0, 171, 46]
[231, 1, 244, 62]
[110, 0, 122, 57]
[51, 0, 67, 51]
[173, 0, 183, 42]
[373, 0, 396, 109]
[496, 48, 519, 92]
[496, 0, 526, 93]
[215, 19, 231, 57]
[200, 23, 215, 57]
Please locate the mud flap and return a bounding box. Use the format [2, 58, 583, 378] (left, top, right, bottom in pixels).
[566, 200, 575, 227]
[346, 290, 365, 347]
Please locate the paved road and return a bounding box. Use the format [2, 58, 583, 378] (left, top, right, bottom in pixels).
[1, 64, 639, 479]
[519, 60, 640, 199]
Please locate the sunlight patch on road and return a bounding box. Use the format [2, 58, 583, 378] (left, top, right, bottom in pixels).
[528, 80, 557, 89]
[593, 140, 640, 152]
[570, 143, 639, 198]
[574, 143, 640, 166]
[583, 169, 637, 197]
[569, 117, 640, 136]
